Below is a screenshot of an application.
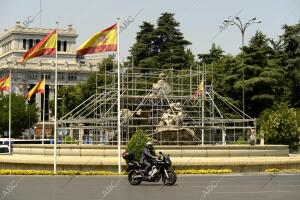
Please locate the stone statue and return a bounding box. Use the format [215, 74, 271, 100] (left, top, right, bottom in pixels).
[121, 108, 142, 124]
[150, 73, 171, 96]
[159, 103, 184, 127]
[170, 102, 184, 125]
[248, 128, 256, 145]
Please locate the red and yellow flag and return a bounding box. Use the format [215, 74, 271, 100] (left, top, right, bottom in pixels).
[0, 75, 11, 91]
[22, 30, 57, 64]
[25, 78, 45, 100]
[192, 79, 204, 105]
[195, 79, 204, 97]
[76, 23, 117, 56]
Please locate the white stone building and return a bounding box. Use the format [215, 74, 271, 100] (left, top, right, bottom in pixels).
[0, 22, 99, 136]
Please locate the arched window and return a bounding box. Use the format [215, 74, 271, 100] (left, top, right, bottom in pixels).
[23, 39, 26, 49]
[63, 41, 67, 52]
[58, 40, 61, 51]
[28, 39, 33, 48]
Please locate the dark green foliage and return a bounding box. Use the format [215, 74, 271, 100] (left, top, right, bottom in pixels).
[0, 94, 38, 137]
[129, 12, 192, 71]
[198, 43, 224, 65]
[208, 31, 292, 118]
[126, 129, 149, 161]
[281, 22, 300, 107]
[238, 32, 283, 117]
[259, 103, 300, 151]
[63, 135, 74, 144]
[129, 22, 157, 68]
[234, 136, 247, 144]
[51, 55, 116, 118]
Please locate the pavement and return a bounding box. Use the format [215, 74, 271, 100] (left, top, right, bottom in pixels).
[0, 174, 299, 200]
[2, 154, 300, 166]
[1, 155, 300, 172]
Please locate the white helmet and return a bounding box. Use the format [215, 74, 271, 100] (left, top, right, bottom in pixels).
[146, 141, 153, 149]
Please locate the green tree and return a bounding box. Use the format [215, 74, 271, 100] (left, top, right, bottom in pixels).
[126, 129, 150, 161]
[238, 31, 285, 117]
[52, 55, 116, 118]
[198, 43, 224, 65]
[202, 33, 288, 118]
[50, 85, 85, 119]
[281, 21, 300, 107]
[210, 31, 286, 117]
[0, 93, 38, 137]
[129, 12, 191, 71]
[259, 103, 300, 151]
[129, 22, 157, 69]
[212, 55, 243, 117]
[198, 42, 245, 117]
[155, 12, 191, 70]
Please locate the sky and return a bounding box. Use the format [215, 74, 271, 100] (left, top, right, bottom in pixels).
[1, 0, 300, 60]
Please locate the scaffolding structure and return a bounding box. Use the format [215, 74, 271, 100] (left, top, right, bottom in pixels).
[59, 65, 256, 145]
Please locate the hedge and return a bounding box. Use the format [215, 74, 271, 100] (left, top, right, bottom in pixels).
[265, 168, 300, 173]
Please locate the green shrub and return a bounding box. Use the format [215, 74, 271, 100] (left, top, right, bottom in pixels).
[234, 136, 247, 144]
[57, 170, 80, 175]
[265, 168, 300, 173]
[126, 129, 149, 161]
[259, 103, 300, 151]
[63, 136, 74, 144]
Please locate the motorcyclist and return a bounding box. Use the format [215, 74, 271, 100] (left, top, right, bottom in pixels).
[140, 141, 156, 175]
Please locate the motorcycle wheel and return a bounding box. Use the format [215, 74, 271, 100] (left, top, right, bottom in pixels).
[162, 170, 177, 186]
[128, 170, 142, 185]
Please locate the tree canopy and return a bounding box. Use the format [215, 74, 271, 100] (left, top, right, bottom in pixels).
[0, 93, 38, 137]
[259, 103, 300, 150]
[129, 12, 192, 71]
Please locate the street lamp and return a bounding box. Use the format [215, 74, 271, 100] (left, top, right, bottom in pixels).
[224, 17, 261, 47]
[224, 17, 261, 133]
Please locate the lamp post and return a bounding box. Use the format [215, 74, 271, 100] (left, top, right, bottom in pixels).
[224, 17, 261, 134]
[224, 16, 261, 48]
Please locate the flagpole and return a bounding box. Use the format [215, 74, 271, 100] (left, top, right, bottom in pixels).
[42, 75, 45, 144]
[8, 70, 12, 155]
[201, 73, 205, 146]
[117, 18, 121, 174]
[54, 21, 58, 174]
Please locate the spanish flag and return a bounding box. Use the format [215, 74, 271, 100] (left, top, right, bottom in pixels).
[0, 75, 11, 91]
[192, 79, 204, 105]
[25, 78, 45, 101]
[195, 79, 204, 97]
[22, 30, 57, 64]
[76, 23, 117, 57]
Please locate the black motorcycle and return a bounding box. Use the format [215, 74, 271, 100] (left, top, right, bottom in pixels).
[122, 151, 177, 186]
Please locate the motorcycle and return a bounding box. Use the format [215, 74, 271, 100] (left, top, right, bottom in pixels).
[122, 151, 177, 186]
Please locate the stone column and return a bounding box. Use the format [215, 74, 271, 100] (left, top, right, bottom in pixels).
[260, 135, 264, 145]
[48, 85, 55, 122]
[49, 85, 55, 101]
[36, 93, 42, 121]
[69, 128, 73, 138]
[222, 128, 226, 145]
[16, 83, 24, 96]
[11, 40, 17, 50]
[79, 127, 84, 144]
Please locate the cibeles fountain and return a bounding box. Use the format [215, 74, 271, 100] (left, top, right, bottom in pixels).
[144, 73, 196, 144]
[59, 67, 256, 145]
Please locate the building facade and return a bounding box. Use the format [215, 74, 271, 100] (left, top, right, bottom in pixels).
[0, 22, 99, 137]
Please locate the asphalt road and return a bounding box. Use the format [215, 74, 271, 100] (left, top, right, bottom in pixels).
[0, 174, 299, 200]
